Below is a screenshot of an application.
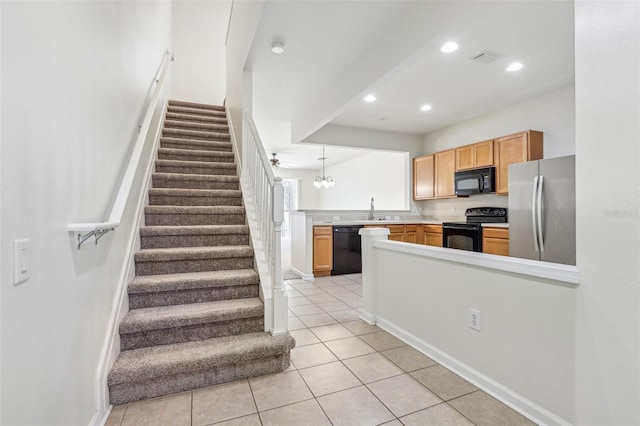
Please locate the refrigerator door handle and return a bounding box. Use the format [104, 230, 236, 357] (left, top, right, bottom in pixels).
[537, 175, 545, 252]
[532, 176, 539, 252]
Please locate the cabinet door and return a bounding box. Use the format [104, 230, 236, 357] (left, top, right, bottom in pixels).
[496, 133, 528, 194]
[456, 145, 475, 171]
[474, 140, 494, 167]
[495, 131, 543, 195]
[435, 150, 456, 198]
[423, 225, 443, 247]
[482, 228, 509, 256]
[413, 155, 434, 199]
[313, 227, 333, 272]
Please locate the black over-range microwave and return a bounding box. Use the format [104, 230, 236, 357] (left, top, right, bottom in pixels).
[454, 167, 495, 196]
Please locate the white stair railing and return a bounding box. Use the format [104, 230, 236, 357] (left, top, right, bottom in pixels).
[229, 110, 287, 335]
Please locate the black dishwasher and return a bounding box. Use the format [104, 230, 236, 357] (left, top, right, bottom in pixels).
[332, 225, 364, 275]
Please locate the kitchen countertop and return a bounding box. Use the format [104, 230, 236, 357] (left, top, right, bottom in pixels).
[313, 220, 509, 228]
[313, 219, 446, 226]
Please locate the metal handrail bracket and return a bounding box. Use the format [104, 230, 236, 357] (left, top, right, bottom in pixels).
[68, 49, 172, 249]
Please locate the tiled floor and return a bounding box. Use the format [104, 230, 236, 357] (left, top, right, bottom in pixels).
[106, 274, 536, 426]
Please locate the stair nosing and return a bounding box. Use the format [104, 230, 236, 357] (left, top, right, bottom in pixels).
[108, 332, 295, 385]
[128, 269, 259, 294]
[120, 297, 264, 334]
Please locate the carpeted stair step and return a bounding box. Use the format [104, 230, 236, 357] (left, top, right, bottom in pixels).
[160, 137, 233, 152]
[166, 106, 226, 118]
[164, 120, 229, 133]
[162, 128, 229, 143]
[168, 100, 225, 111]
[155, 159, 237, 176]
[119, 298, 265, 350]
[148, 188, 242, 207]
[152, 173, 239, 191]
[128, 269, 259, 309]
[145, 206, 246, 226]
[134, 246, 254, 275]
[157, 148, 235, 163]
[140, 225, 249, 249]
[165, 112, 227, 125]
[108, 332, 296, 405]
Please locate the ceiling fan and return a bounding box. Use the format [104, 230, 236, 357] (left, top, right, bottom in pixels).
[269, 153, 292, 168]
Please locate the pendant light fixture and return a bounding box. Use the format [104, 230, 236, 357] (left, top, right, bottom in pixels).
[313, 146, 335, 188]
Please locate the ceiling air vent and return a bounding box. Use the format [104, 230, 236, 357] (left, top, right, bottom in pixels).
[471, 50, 503, 64]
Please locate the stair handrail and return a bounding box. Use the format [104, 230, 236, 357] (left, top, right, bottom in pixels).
[237, 110, 288, 335]
[67, 50, 173, 249]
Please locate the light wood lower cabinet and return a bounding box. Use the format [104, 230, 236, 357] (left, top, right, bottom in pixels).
[482, 227, 509, 256]
[313, 226, 332, 277]
[403, 225, 418, 243]
[423, 224, 443, 247]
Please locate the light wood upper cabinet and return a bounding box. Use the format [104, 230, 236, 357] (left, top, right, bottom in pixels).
[495, 131, 543, 195]
[456, 140, 494, 171]
[313, 226, 332, 276]
[482, 227, 509, 256]
[413, 155, 434, 200]
[474, 140, 494, 168]
[434, 150, 456, 198]
[456, 145, 475, 171]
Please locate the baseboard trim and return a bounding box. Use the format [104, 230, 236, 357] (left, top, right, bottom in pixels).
[375, 315, 571, 426]
[288, 266, 314, 281]
[360, 310, 376, 325]
[88, 405, 111, 426]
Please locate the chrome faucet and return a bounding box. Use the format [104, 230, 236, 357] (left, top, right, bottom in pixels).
[368, 197, 375, 220]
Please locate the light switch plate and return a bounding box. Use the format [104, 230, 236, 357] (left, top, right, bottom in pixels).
[469, 308, 481, 331]
[14, 239, 30, 285]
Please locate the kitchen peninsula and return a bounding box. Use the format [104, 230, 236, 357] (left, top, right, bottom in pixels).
[289, 210, 510, 278]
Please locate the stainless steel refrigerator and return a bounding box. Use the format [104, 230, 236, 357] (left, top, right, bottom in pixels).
[508, 155, 575, 265]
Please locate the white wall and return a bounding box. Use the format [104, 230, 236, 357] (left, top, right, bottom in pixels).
[171, 0, 231, 105]
[318, 151, 408, 210]
[574, 2, 640, 424]
[225, 0, 266, 155]
[0, 2, 172, 425]
[274, 168, 320, 210]
[421, 84, 575, 157]
[417, 85, 575, 217]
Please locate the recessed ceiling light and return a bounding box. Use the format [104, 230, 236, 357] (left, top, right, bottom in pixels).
[420, 104, 432, 112]
[506, 62, 523, 72]
[271, 42, 285, 54]
[364, 94, 377, 103]
[440, 42, 459, 53]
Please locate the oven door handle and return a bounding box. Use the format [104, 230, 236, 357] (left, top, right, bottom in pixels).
[443, 224, 479, 231]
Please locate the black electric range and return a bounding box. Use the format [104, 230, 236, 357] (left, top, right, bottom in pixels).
[442, 207, 508, 252]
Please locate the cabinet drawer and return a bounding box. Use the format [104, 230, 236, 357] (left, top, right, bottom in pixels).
[405, 224, 417, 232]
[387, 225, 405, 234]
[483, 227, 509, 239]
[313, 226, 332, 236]
[423, 224, 443, 234]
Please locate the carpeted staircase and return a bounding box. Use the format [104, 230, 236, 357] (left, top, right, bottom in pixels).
[107, 100, 295, 405]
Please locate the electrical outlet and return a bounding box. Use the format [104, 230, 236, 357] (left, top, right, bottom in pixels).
[333, 216, 340, 221]
[469, 308, 481, 331]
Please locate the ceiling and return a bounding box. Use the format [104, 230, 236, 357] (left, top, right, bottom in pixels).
[246, 0, 575, 170]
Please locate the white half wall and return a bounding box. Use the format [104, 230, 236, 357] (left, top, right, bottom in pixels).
[0, 2, 172, 425]
[318, 151, 409, 211]
[368, 243, 576, 424]
[171, 0, 231, 105]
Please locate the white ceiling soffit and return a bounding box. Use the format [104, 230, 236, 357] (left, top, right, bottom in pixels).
[247, 0, 574, 143]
